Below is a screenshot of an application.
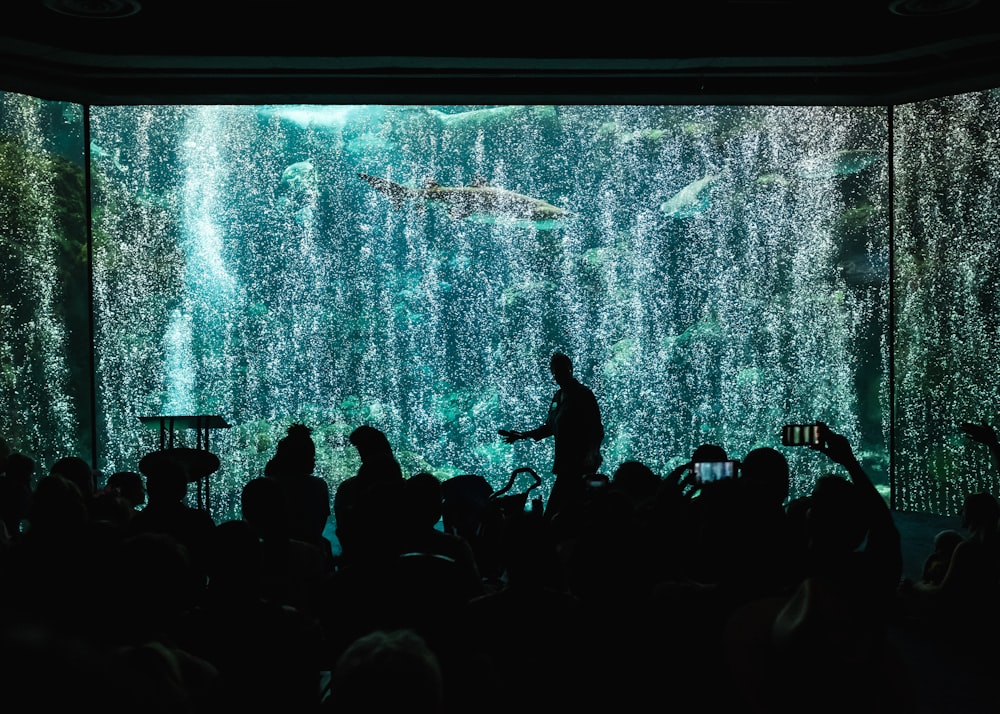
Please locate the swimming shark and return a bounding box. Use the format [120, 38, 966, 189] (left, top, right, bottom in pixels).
[359, 173, 571, 225]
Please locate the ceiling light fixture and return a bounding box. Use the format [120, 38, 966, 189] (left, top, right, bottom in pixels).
[42, 0, 142, 19]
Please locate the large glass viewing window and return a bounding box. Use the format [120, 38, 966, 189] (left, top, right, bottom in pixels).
[2, 91, 999, 519]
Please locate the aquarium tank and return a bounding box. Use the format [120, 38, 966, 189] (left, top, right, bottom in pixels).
[0, 92, 91, 470]
[3, 89, 999, 520]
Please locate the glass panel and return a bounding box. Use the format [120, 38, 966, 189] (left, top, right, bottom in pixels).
[893, 89, 1000, 515]
[0, 90, 90, 471]
[90, 104, 889, 522]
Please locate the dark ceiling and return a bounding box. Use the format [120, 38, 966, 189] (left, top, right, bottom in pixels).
[1, 0, 999, 106]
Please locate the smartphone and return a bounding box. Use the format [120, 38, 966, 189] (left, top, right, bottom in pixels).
[586, 474, 610, 489]
[782, 423, 821, 446]
[691, 460, 739, 484]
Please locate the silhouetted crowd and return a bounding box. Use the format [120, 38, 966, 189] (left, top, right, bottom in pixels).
[1, 419, 999, 713]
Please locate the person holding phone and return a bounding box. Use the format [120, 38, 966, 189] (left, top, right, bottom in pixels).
[500, 352, 604, 519]
[726, 423, 907, 713]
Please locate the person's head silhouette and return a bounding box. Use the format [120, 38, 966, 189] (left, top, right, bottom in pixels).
[550, 352, 574, 387]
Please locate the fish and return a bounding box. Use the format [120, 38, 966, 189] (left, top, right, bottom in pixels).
[838, 250, 889, 287]
[359, 173, 571, 224]
[797, 149, 883, 179]
[660, 174, 718, 218]
[280, 160, 317, 194]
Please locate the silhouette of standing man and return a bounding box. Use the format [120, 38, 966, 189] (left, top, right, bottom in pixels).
[501, 352, 604, 518]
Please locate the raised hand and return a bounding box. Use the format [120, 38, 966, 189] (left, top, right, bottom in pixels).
[813, 421, 859, 469]
[498, 429, 524, 444]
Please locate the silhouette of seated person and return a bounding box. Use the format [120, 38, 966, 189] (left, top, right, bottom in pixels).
[609, 459, 660, 509]
[324, 472, 475, 673]
[461, 510, 590, 711]
[898, 491, 1000, 648]
[265, 422, 333, 565]
[656, 442, 729, 511]
[88, 485, 136, 529]
[108, 638, 220, 714]
[921, 528, 965, 587]
[1, 473, 93, 631]
[719, 425, 901, 608]
[173, 519, 323, 714]
[0, 612, 169, 714]
[49, 454, 96, 505]
[240, 475, 329, 618]
[726, 568, 918, 714]
[726, 446, 804, 602]
[87, 470, 146, 529]
[321, 475, 408, 663]
[570, 457, 729, 707]
[105, 530, 205, 648]
[128, 459, 215, 584]
[106, 470, 146, 510]
[560, 476, 658, 614]
[440, 473, 493, 543]
[398, 472, 485, 601]
[324, 628, 444, 714]
[332, 425, 403, 569]
[798, 426, 902, 605]
[439, 473, 501, 587]
[606, 459, 667, 594]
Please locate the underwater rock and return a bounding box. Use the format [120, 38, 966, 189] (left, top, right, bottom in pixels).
[677, 314, 725, 346]
[277, 160, 319, 225]
[615, 127, 669, 145]
[661, 313, 727, 361]
[679, 121, 712, 137]
[345, 131, 393, 157]
[593, 119, 673, 147]
[392, 301, 424, 326]
[660, 174, 718, 218]
[637, 128, 667, 143]
[736, 366, 763, 387]
[472, 439, 513, 470]
[500, 279, 557, 309]
[595, 121, 620, 140]
[435, 387, 499, 426]
[339, 395, 361, 412]
[603, 337, 637, 378]
[581, 246, 615, 270]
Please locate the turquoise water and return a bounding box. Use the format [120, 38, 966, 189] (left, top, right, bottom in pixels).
[84, 104, 889, 520]
[13, 95, 1000, 519]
